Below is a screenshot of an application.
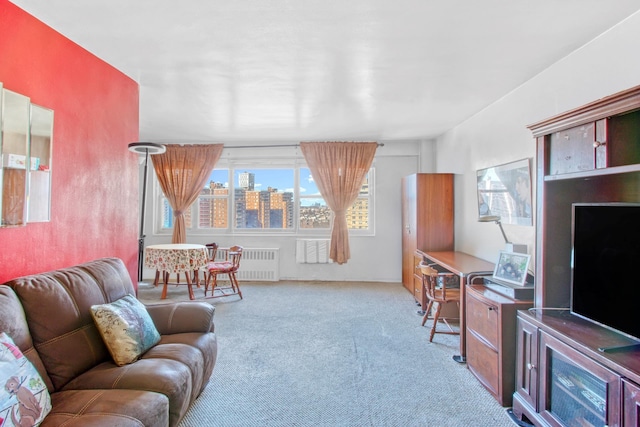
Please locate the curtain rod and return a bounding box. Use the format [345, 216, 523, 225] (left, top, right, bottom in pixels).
[223, 143, 384, 149]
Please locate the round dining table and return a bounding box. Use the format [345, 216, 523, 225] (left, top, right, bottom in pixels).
[144, 243, 209, 300]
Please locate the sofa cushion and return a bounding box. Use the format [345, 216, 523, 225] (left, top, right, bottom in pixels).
[91, 295, 161, 366]
[0, 286, 53, 392]
[5, 258, 136, 390]
[0, 332, 52, 427]
[43, 389, 169, 427]
[62, 358, 192, 427]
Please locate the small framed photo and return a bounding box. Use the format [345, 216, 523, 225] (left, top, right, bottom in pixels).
[493, 251, 531, 286]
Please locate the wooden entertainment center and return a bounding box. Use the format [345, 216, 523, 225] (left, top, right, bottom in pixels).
[511, 85, 640, 426]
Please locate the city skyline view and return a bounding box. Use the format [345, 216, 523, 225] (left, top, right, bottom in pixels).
[206, 168, 325, 206]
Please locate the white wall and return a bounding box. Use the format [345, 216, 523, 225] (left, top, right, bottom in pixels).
[436, 11, 640, 270]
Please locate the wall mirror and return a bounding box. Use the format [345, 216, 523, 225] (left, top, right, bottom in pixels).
[1, 88, 31, 227]
[28, 104, 53, 222]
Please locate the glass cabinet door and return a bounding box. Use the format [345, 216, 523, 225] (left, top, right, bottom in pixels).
[1, 89, 30, 227]
[539, 331, 621, 427]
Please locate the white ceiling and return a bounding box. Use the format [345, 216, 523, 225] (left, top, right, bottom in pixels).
[9, 1, 640, 145]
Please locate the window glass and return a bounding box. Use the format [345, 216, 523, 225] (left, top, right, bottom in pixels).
[299, 168, 330, 229]
[233, 169, 294, 229]
[157, 164, 372, 234]
[299, 168, 370, 230]
[198, 169, 229, 229]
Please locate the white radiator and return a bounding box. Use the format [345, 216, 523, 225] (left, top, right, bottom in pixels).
[296, 239, 332, 264]
[215, 247, 280, 281]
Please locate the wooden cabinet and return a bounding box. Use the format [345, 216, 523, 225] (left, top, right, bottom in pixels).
[511, 85, 640, 426]
[513, 314, 539, 414]
[465, 284, 532, 406]
[512, 309, 640, 427]
[623, 379, 640, 427]
[401, 173, 453, 309]
[411, 251, 425, 307]
[528, 86, 640, 310]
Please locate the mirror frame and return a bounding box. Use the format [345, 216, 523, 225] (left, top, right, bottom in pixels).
[28, 104, 53, 222]
[1, 88, 31, 227]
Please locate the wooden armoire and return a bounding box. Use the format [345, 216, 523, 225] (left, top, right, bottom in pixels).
[401, 173, 454, 308]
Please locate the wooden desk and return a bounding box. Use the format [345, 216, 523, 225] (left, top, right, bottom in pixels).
[422, 251, 494, 363]
[144, 243, 208, 300]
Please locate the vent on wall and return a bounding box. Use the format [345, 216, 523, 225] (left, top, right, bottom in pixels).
[215, 247, 280, 281]
[296, 239, 332, 264]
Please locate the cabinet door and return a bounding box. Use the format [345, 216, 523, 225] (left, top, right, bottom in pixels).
[539, 331, 621, 427]
[623, 379, 640, 427]
[514, 314, 539, 413]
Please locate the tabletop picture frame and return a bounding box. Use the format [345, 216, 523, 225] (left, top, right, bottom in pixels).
[493, 251, 531, 286]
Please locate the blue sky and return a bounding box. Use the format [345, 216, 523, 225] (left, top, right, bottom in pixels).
[208, 168, 321, 196]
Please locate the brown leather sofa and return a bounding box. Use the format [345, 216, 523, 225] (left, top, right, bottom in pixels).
[0, 257, 217, 427]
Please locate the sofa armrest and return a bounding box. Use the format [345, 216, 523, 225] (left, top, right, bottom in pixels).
[145, 302, 215, 335]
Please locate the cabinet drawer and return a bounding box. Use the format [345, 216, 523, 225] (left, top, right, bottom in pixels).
[466, 290, 499, 348]
[467, 330, 499, 397]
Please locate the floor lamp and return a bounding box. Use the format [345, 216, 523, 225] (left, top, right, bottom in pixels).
[128, 142, 166, 282]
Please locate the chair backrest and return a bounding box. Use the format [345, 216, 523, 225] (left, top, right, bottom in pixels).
[205, 243, 218, 261]
[228, 245, 243, 270]
[419, 262, 457, 302]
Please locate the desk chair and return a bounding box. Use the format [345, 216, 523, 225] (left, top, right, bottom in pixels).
[205, 245, 243, 299]
[419, 262, 461, 342]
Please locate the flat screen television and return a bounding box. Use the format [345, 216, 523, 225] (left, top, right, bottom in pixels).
[571, 203, 640, 350]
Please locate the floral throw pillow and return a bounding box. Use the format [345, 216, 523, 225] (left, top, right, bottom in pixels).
[90, 295, 161, 366]
[0, 332, 51, 427]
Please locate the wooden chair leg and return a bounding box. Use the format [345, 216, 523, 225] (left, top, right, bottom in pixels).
[421, 300, 433, 326]
[429, 303, 443, 342]
[231, 271, 242, 299]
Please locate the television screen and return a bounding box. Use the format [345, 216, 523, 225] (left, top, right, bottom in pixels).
[571, 203, 640, 342]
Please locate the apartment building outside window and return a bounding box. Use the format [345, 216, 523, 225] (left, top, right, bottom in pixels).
[157, 163, 373, 235]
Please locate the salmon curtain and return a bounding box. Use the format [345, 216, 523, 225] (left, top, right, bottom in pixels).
[299, 142, 377, 264]
[152, 144, 223, 243]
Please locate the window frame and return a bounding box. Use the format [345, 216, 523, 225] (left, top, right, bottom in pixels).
[153, 158, 375, 237]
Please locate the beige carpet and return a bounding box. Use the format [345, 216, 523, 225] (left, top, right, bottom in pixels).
[138, 280, 516, 427]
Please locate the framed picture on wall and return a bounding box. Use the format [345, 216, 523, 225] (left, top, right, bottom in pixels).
[477, 158, 532, 226]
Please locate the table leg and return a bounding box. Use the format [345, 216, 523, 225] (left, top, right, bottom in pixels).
[161, 271, 169, 299]
[185, 272, 195, 300]
[193, 270, 201, 288]
[452, 275, 467, 364]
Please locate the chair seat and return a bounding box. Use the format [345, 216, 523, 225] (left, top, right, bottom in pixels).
[207, 261, 234, 273]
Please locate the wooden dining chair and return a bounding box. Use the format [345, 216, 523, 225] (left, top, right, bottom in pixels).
[418, 262, 461, 342]
[204, 245, 243, 299]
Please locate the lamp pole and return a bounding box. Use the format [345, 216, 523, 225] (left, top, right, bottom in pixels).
[128, 142, 166, 282]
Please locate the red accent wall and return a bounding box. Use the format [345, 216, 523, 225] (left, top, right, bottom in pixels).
[0, 1, 140, 283]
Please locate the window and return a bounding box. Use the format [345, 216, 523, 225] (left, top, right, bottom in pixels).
[156, 161, 373, 235]
[299, 168, 371, 230]
[233, 169, 294, 229]
[197, 169, 229, 229]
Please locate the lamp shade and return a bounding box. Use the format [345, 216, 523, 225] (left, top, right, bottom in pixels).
[128, 142, 166, 155]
